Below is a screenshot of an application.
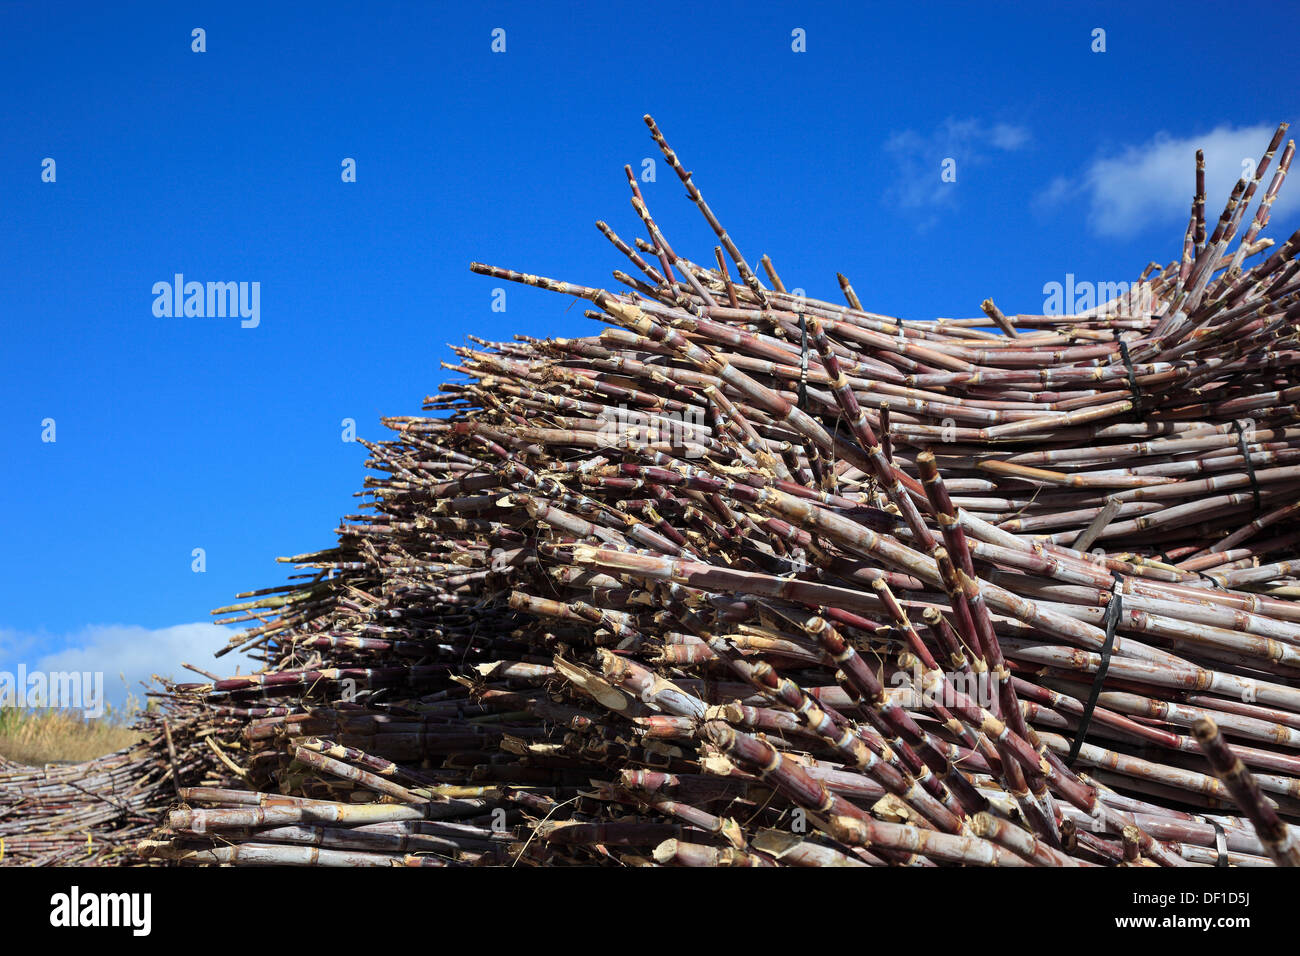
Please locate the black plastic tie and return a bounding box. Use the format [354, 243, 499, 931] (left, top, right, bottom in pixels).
[1067, 572, 1124, 767]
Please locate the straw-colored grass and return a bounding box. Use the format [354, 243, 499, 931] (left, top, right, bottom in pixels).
[0, 705, 142, 766]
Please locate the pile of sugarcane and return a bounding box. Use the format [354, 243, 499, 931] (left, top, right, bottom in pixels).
[126, 116, 1300, 867]
[0, 745, 175, 865]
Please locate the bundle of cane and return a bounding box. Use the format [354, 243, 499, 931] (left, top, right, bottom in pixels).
[131, 116, 1300, 867]
[0, 747, 171, 865]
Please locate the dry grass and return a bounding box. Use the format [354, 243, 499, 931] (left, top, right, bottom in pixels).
[0, 705, 143, 766]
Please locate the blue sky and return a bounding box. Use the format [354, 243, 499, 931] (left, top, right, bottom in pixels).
[1, 1, 1297, 705]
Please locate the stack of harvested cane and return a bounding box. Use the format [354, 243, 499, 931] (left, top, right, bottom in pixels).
[131, 116, 1300, 867]
[0, 748, 173, 865]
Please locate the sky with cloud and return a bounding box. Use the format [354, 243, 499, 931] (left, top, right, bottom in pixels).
[880, 118, 1299, 240]
[0, 624, 257, 714]
[0, 2, 1296, 713]
[1035, 124, 1300, 237]
[881, 118, 1034, 230]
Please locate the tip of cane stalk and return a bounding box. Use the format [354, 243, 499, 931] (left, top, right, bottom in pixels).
[652, 838, 679, 864]
[593, 294, 650, 333]
[553, 655, 629, 712]
[752, 829, 798, 855]
[827, 814, 863, 843]
[701, 720, 734, 747]
[705, 702, 744, 723]
[720, 817, 745, 850]
[871, 794, 914, 823]
[699, 753, 735, 776]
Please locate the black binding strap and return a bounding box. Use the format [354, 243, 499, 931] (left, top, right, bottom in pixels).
[1067, 572, 1124, 767]
[797, 313, 810, 412]
[1113, 332, 1144, 422]
[1209, 818, 1230, 867]
[1196, 569, 1227, 589]
[1231, 419, 1262, 511]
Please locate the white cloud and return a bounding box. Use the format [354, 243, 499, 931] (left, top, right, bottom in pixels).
[1037, 124, 1298, 238]
[0, 623, 257, 716]
[989, 123, 1031, 151]
[882, 118, 1032, 224]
